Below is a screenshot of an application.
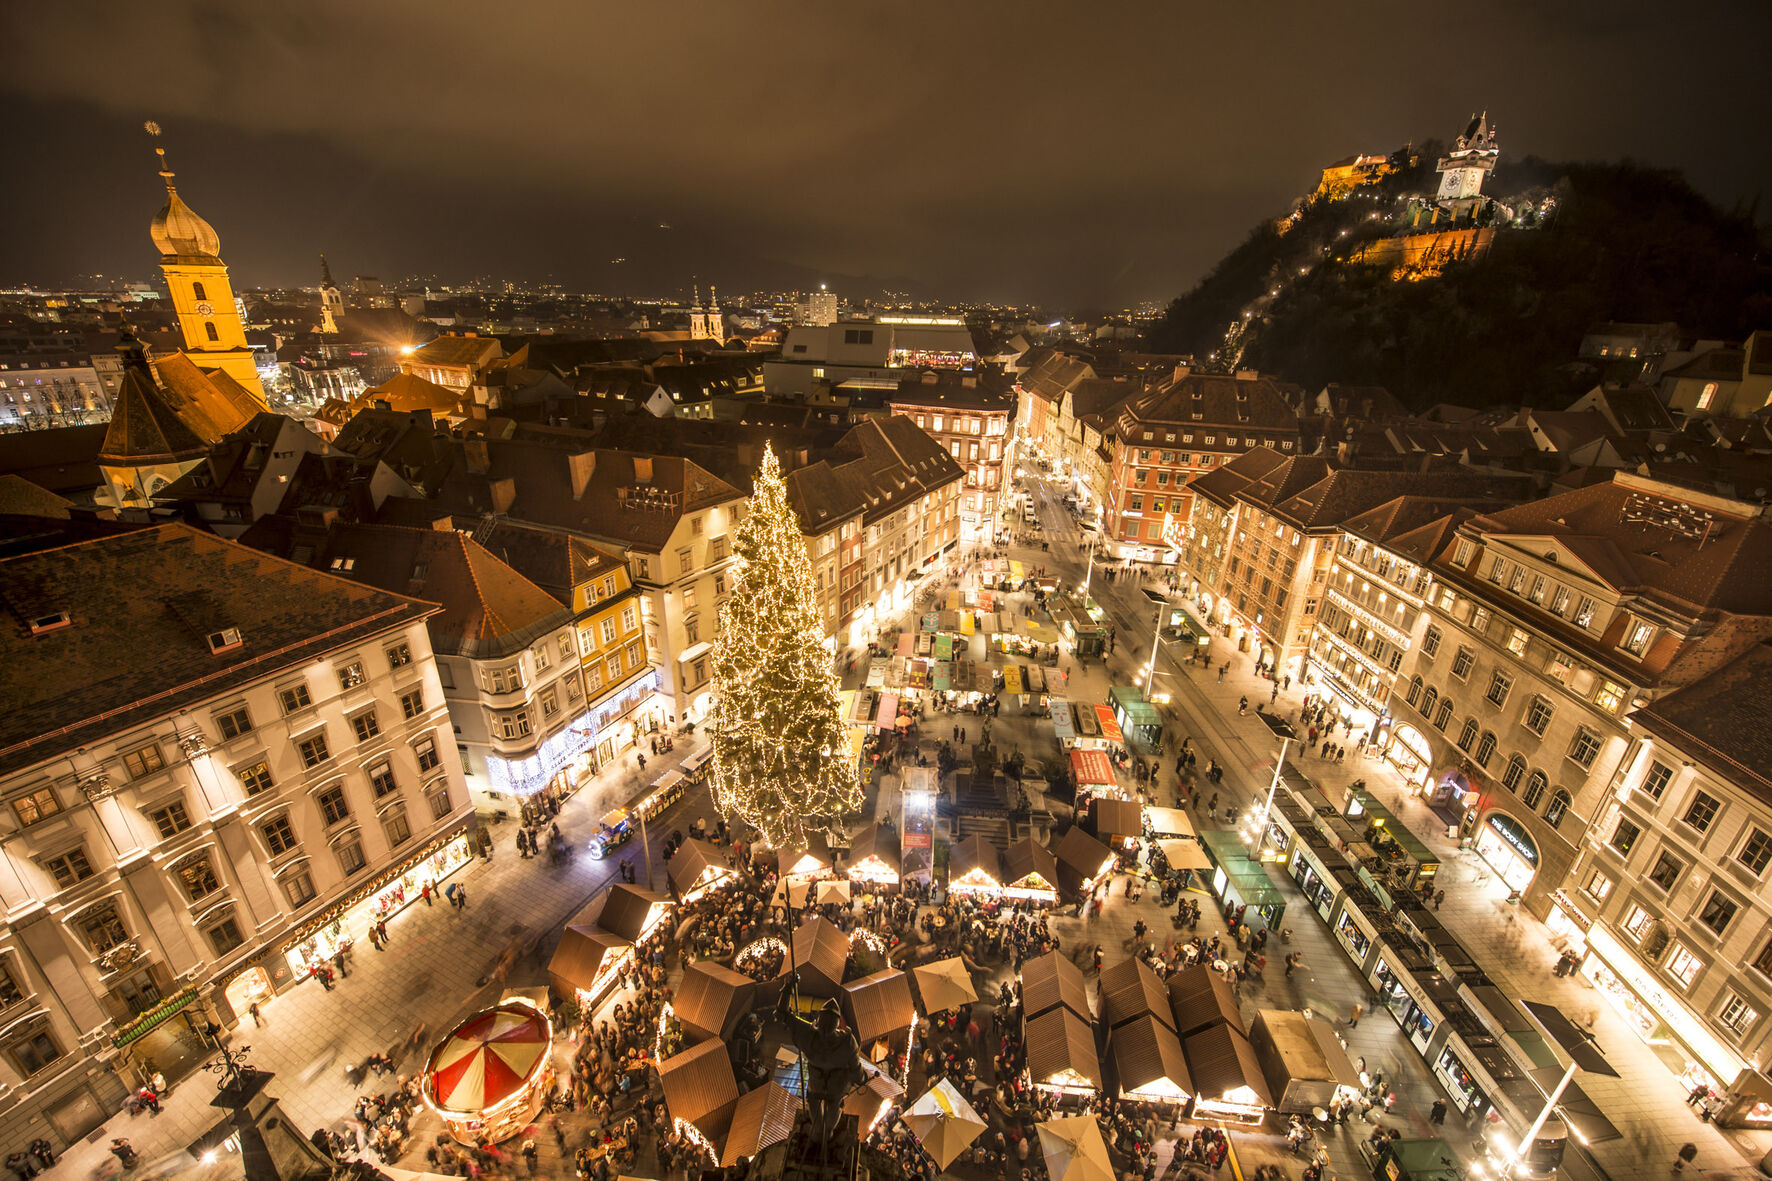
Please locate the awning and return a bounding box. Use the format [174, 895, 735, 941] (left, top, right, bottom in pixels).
[876, 692, 900, 729]
[676, 640, 713, 663]
[1070, 748, 1116, 787]
[897, 633, 913, 657]
[112, 985, 200, 1049]
[1095, 705, 1123, 744]
[1010, 560, 1025, 581]
[961, 612, 975, 636]
[1157, 839, 1213, 870]
[1145, 807, 1194, 838]
[1050, 699, 1076, 742]
[1526, 1069, 1622, 1144]
[935, 634, 954, 661]
[1004, 665, 1024, 696]
[848, 691, 876, 725]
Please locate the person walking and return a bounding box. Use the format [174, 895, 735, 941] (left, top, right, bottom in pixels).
[317, 965, 334, 991]
[1674, 1143, 1697, 1172]
[454, 885, 469, 910]
[332, 949, 348, 979]
[420, 882, 433, 906]
[248, 1001, 262, 1028]
[1429, 1099, 1446, 1125]
[110, 1140, 139, 1170]
[1347, 1003, 1362, 1029]
[26, 1142, 53, 1172]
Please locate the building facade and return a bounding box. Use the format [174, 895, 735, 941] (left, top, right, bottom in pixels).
[888, 376, 1016, 542]
[0, 352, 116, 427]
[0, 525, 472, 1159]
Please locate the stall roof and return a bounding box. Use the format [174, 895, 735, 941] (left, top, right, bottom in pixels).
[1157, 839, 1213, 870]
[1051, 826, 1115, 896]
[1002, 837, 1060, 892]
[790, 916, 851, 998]
[1091, 797, 1142, 839]
[1250, 1010, 1359, 1096]
[1025, 1007, 1102, 1091]
[1099, 958, 1175, 1032]
[1070, 748, 1116, 787]
[673, 962, 756, 1042]
[1167, 965, 1247, 1038]
[658, 1037, 740, 1132]
[949, 834, 1003, 886]
[842, 968, 917, 1045]
[583, 883, 673, 944]
[547, 923, 631, 995]
[778, 833, 833, 877]
[720, 1082, 798, 1167]
[1109, 1014, 1191, 1098]
[1020, 950, 1091, 1022]
[1183, 1023, 1273, 1108]
[847, 822, 901, 874]
[668, 839, 735, 897]
[1144, 807, 1194, 838]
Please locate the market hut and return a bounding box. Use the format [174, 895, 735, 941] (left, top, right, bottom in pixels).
[1051, 827, 1116, 901]
[1248, 1010, 1362, 1115]
[1019, 950, 1091, 1022]
[843, 1060, 906, 1135]
[1024, 1006, 1102, 1098]
[658, 1036, 740, 1154]
[672, 962, 756, 1043]
[789, 916, 851, 999]
[845, 823, 901, 887]
[1166, 965, 1248, 1039]
[778, 834, 834, 881]
[1107, 1014, 1192, 1108]
[1088, 798, 1143, 852]
[1183, 1022, 1273, 1124]
[422, 996, 554, 1143]
[947, 835, 1005, 897]
[841, 967, 918, 1064]
[1068, 748, 1117, 796]
[582, 884, 674, 946]
[719, 1082, 799, 1167]
[548, 923, 634, 1013]
[999, 838, 1061, 904]
[1098, 958, 1175, 1033]
[1143, 807, 1195, 839]
[668, 839, 738, 903]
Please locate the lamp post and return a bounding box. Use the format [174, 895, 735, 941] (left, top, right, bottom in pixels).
[1249, 711, 1299, 853]
[1508, 1001, 1618, 1178]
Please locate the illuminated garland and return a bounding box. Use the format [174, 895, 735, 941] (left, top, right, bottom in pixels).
[734, 937, 787, 981]
[708, 444, 863, 849]
[655, 1000, 678, 1060]
[849, 928, 888, 959]
[674, 1117, 717, 1163]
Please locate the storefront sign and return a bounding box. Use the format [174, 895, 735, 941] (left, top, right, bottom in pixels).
[1483, 813, 1539, 865]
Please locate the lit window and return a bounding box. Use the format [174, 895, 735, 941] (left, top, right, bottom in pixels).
[1505, 628, 1528, 657]
[1719, 994, 1760, 1036]
[1583, 868, 1613, 902]
[1665, 943, 1703, 990]
[336, 661, 366, 691]
[1622, 903, 1654, 940]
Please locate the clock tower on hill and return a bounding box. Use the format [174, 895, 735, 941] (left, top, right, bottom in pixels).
[145, 124, 266, 399]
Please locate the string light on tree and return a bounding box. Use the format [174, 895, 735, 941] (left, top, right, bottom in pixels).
[709, 443, 861, 849]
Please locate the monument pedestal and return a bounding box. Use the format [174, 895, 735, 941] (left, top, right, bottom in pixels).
[210, 1070, 335, 1181]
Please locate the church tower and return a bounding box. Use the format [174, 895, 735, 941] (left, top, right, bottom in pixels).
[688, 282, 722, 343]
[318, 254, 344, 334]
[1435, 111, 1499, 203]
[145, 123, 265, 398]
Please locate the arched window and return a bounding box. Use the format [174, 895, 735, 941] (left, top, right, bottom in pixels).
[1434, 698, 1454, 730]
[1458, 719, 1479, 752]
[1544, 790, 1571, 828]
[1523, 771, 1548, 810]
[192, 281, 207, 302]
[204, 322, 220, 343]
[1502, 755, 1526, 791]
[1407, 676, 1423, 707]
[1421, 686, 1438, 718]
[1476, 731, 1497, 767]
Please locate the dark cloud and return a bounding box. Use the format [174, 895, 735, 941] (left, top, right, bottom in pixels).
[2, 0, 1766, 304]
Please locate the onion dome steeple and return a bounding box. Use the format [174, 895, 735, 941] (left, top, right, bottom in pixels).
[145, 121, 221, 260]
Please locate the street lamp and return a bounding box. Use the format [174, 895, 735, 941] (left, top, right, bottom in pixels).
[1504, 1001, 1618, 1178]
[1248, 711, 1299, 853]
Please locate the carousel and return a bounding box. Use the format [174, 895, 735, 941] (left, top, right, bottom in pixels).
[423, 996, 555, 1142]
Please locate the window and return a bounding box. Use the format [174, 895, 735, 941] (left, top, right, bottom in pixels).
[427, 784, 453, 822]
[1641, 761, 1674, 800]
[1451, 647, 1474, 679]
[1737, 828, 1772, 876]
[1583, 868, 1613, 902]
[386, 642, 412, 668]
[280, 869, 316, 908]
[1434, 698, 1453, 730]
[123, 743, 165, 780]
[1549, 586, 1570, 616]
[0, 958, 23, 1008]
[1594, 680, 1628, 713]
[712, 536, 729, 561]
[1486, 670, 1513, 707]
[1502, 756, 1526, 792]
[149, 801, 192, 839]
[600, 618, 617, 645]
[488, 665, 521, 693]
[11, 787, 61, 827]
[192, 281, 207, 301]
[1544, 790, 1571, 828]
[1522, 771, 1547, 809]
[298, 733, 331, 769]
[45, 848, 94, 889]
[1526, 575, 1547, 605]
[1573, 596, 1596, 629]
[1406, 676, 1423, 706]
[1621, 620, 1654, 656]
[317, 786, 350, 826]
[1505, 628, 1529, 658]
[336, 661, 366, 691]
[498, 711, 531, 740]
[1524, 696, 1554, 735]
[533, 645, 550, 672]
[1665, 943, 1703, 989]
[606, 654, 622, 682]
[1719, 994, 1760, 1036]
[1488, 558, 1508, 585]
[1475, 731, 1497, 766]
[1622, 903, 1655, 941]
[621, 606, 637, 633]
[1422, 626, 1442, 658]
[350, 710, 380, 743]
[368, 761, 398, 799]
[558, 634, 574, 661]
[1644, 850, 1685, 891]
[400, 688, 424, 720]
[1699, 891, 1739, 936]
[383, 810, 412, 848]
[1682, 790, 1720, 833]
[626, 641, 642, 668]
[204, 322, 219, 343]
[261, 815, 297, 856]
[1458, 719, 1479, 751]
[279, 683, 312, 714]
[684, 616, 700, 645]
[414, 736, 440, 772]
[77, 902, 128, 952]
[215, 707, 253, 741]
[205, 916, 244, 956]
[1569, 728, 1602, 769]
[1421, 686, 1438, 718]
[540, 687, 559, 719]
[336, 840, 366, 876]
[176, 856, 220, 901]
[692, 657, 709, 685]
[1610, 818, 1641, 855]
[6, 1029, 62, 1076]
[1471, 606, 1492, 633]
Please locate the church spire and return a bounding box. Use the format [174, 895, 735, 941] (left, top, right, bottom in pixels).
[320, 253, 336, 288]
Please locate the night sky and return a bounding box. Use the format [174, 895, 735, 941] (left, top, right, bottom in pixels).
[3, 0, 1767, 306]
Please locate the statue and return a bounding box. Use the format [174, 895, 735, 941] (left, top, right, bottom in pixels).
[778, 980, 864, 1146]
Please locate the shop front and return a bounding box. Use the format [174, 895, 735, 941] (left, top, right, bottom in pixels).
[281, 830, 473, 984]
[1386, 725, 1433, 791]
[112, 985, 212, 1085]
[1474, 811, 1538, 896]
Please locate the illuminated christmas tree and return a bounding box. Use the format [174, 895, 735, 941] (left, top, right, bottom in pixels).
[710, 443, 861, 848]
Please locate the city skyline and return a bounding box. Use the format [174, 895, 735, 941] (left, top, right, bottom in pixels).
[1, 1, 1767, 304]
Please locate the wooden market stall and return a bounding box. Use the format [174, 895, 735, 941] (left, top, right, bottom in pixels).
[1099, 958, 1176, 1033]
[841, 967, 918, 1065]
[947, 834, 1005, 897]
[1248, 1009, 1363, 1116]
[999, 838, 1062, 904]
[673, 962, 757, 1042]
[668, 839, 739, 903]
[1166, 964, 1248, 1039]
[1051, 826, 1117, 901]
[1108, 1014, 1193, 1109]
[846, 822, 902, 887]
[1183, 1022, 1273, 1124]
[789, 916, 851, 999]
[1089, 797, 1143, 852]
[1020, 950, 1092, 1022]
[1025, 1006, 1102, 1099]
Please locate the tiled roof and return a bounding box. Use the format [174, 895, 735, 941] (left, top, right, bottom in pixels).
[0, 524, 433, 776]
[1633, 642, 1772, 806]
[0, 475, 73, 520]
[99, 366, 207, 464]
[407, 335, 501, 370]
[1185, 448, 1291, 509]
[783, 416, 964, 536]
[1267, 468, 1529, 531]
[358, 372, 465, 417]
[1117, 373, 1301, 436]
[154, 353, 265, 441]
[469, 518, 625, 608]
[0, 424, 107, 494]
[159, 413, 312, 505]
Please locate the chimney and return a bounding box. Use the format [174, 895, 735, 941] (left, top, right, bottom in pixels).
[1235, 369, 1259, 382]
[464, 439, 490, 475]
[633, 456, 653, 482]
[489, 477, 516, 514]
[568, 451, 597, 500]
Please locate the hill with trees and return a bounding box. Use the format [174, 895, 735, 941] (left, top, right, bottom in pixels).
[1147, 157, 1772, 410]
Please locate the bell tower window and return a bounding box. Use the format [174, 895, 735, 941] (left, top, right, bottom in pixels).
[205, 322, 219, 343]
[192, 281, 207, 302]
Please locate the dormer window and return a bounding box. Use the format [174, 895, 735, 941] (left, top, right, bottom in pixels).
[1621, 619, 1654, 657]
[330, 557, 355, 572]
[207, 627, 243, 654]
[29, 611, 70, 635]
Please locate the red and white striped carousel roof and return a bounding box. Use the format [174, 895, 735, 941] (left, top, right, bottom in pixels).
[428, 1003, 550, 1113]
